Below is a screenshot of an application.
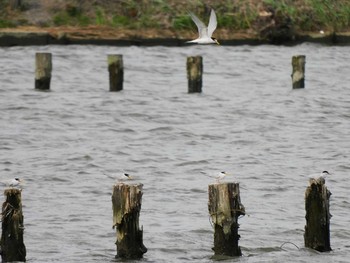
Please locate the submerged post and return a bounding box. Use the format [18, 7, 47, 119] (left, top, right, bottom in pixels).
[187, 56, 202, 93]
[35, 52, 52, 90]
[208, 182, 245, 257]
[112, 183, 147, 259]
[0, 189, 26, 262]
[304, 177, 332, 252]
[291, 55, 306, 89]
[108, 55, 124, 92]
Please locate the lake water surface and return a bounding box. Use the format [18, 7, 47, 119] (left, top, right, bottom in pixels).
[0, 43, 350, 262]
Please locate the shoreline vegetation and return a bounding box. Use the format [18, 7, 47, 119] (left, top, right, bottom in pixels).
[1, 0, 350, 46]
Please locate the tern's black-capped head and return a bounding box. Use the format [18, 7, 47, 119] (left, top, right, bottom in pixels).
[15, 177, 20, 181]
[211, 37, 220, 45]
[322, 171, 330, 175]
[123, 173, 133, 180]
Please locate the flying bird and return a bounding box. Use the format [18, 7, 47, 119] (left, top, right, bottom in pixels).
[187, 9, 220, 45]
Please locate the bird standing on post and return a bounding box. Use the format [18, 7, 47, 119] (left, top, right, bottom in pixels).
[216, 171, 230, 182]
[117, 173, 134, 183]
[187, 9, 220, 45]
[1, 177, 22, 189]
[308, 171, 330, 185]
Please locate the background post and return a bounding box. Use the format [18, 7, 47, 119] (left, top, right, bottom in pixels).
[35, 52, 52, 90]
[291, 55, 306, 89]
[187, 56, 203, 93]
[108, 54, 124, 92]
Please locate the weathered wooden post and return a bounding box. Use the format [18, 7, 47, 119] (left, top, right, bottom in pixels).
[35, 52, 52, 90]
[291, 55, 306, 89]
[187, 56, 202, 93]
[208, 182, 245, 257]
[0, 189, 26, 262]
[112, 183, 147, 259]
[108, 55, 123, 92]
[304, 177, 332, 252]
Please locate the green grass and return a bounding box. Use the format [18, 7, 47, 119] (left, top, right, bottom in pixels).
[308, 0, 350, 31]
[95, 7, 107, 25]
[261, 0, 350, 32]
[1, 0, 350, 33]
[53, 11, 91, 27]
[0, 19, 15, 28]
[173, 15, 193, 30]
[52, 4, 91, 27]
[111, 15, 131, 27]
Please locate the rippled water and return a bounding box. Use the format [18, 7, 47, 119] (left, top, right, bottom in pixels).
[1, 43, 350, 262]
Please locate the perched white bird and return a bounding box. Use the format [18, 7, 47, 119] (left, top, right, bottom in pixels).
[117, 173, 134, 183]
[308, 171, 330, 185]
[216, 171, 229, 182]
[309, 171, 330, 178]
[187, 9, 220, 45]
[102, 170, 135, 183]
[1, 178, 22, 188]
[201, 171, 232, 182]
[320, 170, 330, 178]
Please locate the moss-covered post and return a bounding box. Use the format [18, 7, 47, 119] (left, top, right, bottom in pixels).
[208, 182, 245, 257]
[0, 189, 26, 262]
[291, 55, 306, 89]
[304, 177, 332, 252]
[112, 183, 147, 259]
[187, 56, 202, 93]
[35, 52, 52, 90]
[108, 55, 124, 92]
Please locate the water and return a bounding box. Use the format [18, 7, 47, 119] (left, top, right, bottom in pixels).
[0, 43, 350, 262]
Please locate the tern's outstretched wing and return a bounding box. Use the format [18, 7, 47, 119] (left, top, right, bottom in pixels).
[189, 11, 208, 38]
[207, 9, 217, 38]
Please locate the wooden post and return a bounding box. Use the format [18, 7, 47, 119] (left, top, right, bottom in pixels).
[208, 183, 245, 257]
[304, 177, 332, 252]
[35, 52, 52, 90]
[291, 55, 306, 89]
[112, 183, 147, 259]
[0, 189, 26, 262]
[108, 55, 123, 92]
[187, 56, 202, 93]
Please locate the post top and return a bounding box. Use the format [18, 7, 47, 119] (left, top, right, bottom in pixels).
[4, 188, 22, 195]
[113, 182, 143, 188]
[208, 182, 239, 186]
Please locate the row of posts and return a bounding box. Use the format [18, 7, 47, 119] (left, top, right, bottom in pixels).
[1, 178, 331, 261]
[34, 53, 306, 92]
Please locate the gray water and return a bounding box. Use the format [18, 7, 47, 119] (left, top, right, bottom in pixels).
[0, 43, 350, 263]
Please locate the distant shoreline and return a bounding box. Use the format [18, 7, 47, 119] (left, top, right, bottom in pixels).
[1, 27, 350, 46]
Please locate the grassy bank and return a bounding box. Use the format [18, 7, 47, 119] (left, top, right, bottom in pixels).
[0, 0, 350, 42]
